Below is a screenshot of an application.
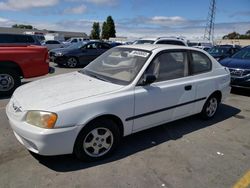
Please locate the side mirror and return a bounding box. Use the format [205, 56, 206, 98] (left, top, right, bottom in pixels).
[141, 74, 156, 86]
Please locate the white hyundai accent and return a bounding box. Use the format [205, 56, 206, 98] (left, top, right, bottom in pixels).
[6, 45, 231, 161]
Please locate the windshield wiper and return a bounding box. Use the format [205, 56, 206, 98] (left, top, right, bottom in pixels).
[80, 70, 111, 83]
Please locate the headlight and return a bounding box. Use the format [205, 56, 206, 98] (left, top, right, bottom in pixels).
[55, 52, 63, 56]
[26, 111, 58, 129]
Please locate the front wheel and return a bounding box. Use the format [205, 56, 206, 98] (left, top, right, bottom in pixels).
[66, 57, 78, 68]
[0, 69, 21, 97]
[74, 119, 121, 161]
[201, 95, 219, 119]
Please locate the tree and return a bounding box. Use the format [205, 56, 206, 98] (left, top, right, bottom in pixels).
[90, 22, 100, 39]
[222, 32, 240, 39]
[106, 16, 116, 38]
[101, 21, 109, 39]
[101, 16, 116, 40]
[12, 24, 33, 29]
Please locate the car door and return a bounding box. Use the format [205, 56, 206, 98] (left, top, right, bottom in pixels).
[98, 43, 111, 54]
[52, 41, 61, 49]
[132, 50, 197, 132]
[78, 42, 99, 64]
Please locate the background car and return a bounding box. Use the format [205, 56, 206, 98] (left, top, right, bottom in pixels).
[62, 37, 88, 47]
[50, 41, 111, 67]
[41, 40, 64, 50]
[133, 37, 188, 46]
[0, 33, 41, 45]
[208, 45, 241, 61]
[220, 45, 250, 89]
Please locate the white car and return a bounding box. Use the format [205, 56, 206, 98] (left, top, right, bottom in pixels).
[6, 45, 231, 161]
[42, 40, 64, 51]
[134, 37, 188, 46]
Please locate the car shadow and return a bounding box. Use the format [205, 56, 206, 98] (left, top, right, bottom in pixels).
[32, 103, 241, 172]
[231, 87, 250, 97]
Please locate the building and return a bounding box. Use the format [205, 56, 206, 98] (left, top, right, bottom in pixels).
[0, 27, 89, 40]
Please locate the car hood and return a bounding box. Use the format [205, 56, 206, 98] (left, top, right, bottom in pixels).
[220, 58, 250, 69]
[12, 72, 123, 110]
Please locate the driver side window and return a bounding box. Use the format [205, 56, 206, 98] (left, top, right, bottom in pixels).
[145, 51, 188, 82]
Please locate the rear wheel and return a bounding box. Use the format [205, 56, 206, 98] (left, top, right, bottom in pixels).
[201, 95, 219, 119]
[0, 69, 21, 96]
[66, 57, 78, 68]
[74, 118, 121, 161]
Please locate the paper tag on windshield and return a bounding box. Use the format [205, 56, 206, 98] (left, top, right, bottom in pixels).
[131, 51, 149, 58]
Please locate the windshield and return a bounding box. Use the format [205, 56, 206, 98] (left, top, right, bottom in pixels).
[232, 48, 250, 60]
[80, 48, 151, 85]
[208, 47, 229, 55]
[134, 40, 154, 44]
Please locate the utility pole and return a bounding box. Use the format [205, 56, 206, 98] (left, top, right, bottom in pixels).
[204, 0, 216, 43]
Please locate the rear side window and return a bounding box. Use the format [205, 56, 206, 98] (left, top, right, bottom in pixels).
[15, 35, 35, 43]
[156, 40, 186, 46]
[190, 51, 212, 74]
[99, 43, 111, 49]
[0, 34, 15, 43]
[0, 34, 35, 43]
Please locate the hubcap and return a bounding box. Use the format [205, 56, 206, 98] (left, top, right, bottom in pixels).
[206, 97, 218, 117]
[83, 128, 114, 157]
[0, 74, 14, 91]
[67, 58, 77, 67]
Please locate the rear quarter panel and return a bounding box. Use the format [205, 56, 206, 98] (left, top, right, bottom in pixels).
[0, 46, 49, 78]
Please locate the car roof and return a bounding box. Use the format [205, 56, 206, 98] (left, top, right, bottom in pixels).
[118, 44, 197, 52]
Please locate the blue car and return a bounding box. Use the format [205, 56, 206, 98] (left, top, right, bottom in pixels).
[220, 46, 250, 89]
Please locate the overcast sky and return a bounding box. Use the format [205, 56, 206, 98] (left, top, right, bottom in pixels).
[0, 0, 250, 40]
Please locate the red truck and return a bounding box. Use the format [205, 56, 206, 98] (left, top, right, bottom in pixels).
[0, 45, 51, 96]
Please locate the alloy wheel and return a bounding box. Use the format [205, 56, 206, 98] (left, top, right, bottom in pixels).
[83, 127, 114, 157]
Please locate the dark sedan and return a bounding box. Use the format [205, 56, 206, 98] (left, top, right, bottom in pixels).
[208, 45, 241, 61]
[220, 46, 250, 89]
[49, 41, 111, 68]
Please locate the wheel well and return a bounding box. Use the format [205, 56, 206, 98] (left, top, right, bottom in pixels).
[210, 90, 222, 103]
[85, 115, 124, 137]
[0, 61, 23, 77]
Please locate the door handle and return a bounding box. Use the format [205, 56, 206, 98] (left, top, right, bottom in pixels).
[185, 85, 192, 91]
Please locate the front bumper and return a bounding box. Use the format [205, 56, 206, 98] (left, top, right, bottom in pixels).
[231, 77, 250, 89]
[6, 103, 79, 156]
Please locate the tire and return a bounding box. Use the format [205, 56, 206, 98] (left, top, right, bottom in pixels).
[74, 118, 121, 161]
[0, 69, 21, 97]
[200, 95, 219, 119]
[66, 57, 78, 68]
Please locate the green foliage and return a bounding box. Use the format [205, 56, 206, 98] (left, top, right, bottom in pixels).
[101, 21, 109, 39]
[222, 30, 250, 39]
[90, 22, 100, 39]
[101, 16, 116, 40]
[12, 24, 33, 29]
[106, 16, 116, 38]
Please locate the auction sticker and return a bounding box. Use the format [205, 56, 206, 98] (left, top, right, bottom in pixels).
[131, 51, 149, 58]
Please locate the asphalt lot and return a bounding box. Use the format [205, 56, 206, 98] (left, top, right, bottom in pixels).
[0, 63, 250, 188]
